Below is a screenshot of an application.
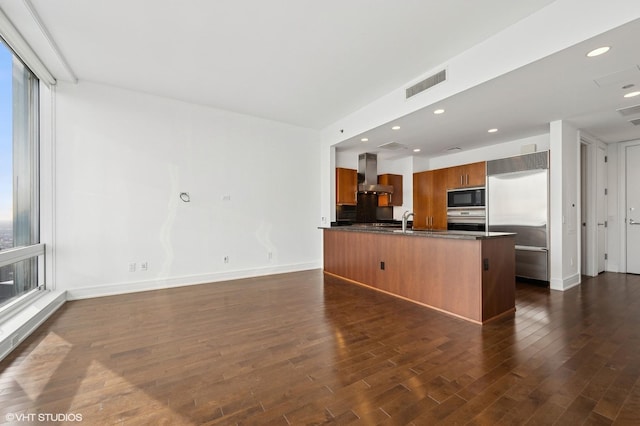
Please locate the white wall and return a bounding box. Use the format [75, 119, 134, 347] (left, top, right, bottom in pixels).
[55, 81, 322, 299]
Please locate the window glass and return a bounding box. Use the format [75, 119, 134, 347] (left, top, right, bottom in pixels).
[0, 40, 40, 308]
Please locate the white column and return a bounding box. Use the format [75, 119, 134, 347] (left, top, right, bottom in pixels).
[549, 120, 581, 290]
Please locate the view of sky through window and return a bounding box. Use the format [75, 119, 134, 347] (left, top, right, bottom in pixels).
[0, 42, 13, 249]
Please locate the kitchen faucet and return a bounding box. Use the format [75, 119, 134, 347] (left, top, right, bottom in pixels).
[402, 211, 414, 233]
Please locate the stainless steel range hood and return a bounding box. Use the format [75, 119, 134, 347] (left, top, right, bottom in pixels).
[358, 153, 394, 194]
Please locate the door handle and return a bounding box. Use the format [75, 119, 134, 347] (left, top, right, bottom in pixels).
[597, 223, 605, 226]
[630, 219, 640, 225]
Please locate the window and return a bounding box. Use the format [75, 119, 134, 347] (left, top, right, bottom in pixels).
[0, 39, 41, 309]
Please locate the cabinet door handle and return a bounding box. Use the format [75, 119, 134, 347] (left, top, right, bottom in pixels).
[466, 174, 469, 185]
[460, 175, 463, 186]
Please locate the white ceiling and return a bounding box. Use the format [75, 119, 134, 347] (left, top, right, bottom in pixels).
[7, 0, 554, 129]
[337, 16, 640, 160]
[3, 0, 640, 159]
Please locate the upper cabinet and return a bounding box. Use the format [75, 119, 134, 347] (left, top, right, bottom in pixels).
[377, 174, 403, 206]
[336, 167, 357, 205]
[447, 161, 486, 188]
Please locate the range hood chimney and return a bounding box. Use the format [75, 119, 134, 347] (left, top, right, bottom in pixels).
[357, 153, 394, 194]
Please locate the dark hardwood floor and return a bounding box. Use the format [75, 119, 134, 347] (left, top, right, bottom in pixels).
[1, 270, 640, 425]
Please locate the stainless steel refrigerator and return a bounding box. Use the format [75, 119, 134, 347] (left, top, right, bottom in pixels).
[487, 151, 549, 281]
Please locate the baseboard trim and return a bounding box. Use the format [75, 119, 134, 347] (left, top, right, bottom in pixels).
[0, 290, 67, 362]
[66, 262, 321, 300]
[550, 272, 581, 291]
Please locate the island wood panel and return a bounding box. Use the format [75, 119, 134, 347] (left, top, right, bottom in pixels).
[323, 229, 515, 323]
[397, 235, 482, 321]
[323, 230, 406, 294]
[323, 230, 377, 286]
[481, 236, 516, 321]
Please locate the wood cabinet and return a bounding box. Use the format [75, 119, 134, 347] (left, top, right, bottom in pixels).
[377, 174, 403, 206]
[413, 169, 448, 230]
[414, 161, 485, 229]
[336, 168, 357, 205]
[448, 161, 486, 188]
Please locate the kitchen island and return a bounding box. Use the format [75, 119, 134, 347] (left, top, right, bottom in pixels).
[323, 226, 516, 324]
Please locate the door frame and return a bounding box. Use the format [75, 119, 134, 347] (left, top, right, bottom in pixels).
[580, 136, 607, 277]
[618, 139, 640, 273]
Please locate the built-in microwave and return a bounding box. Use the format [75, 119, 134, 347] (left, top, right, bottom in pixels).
[447, 187, 485, 208]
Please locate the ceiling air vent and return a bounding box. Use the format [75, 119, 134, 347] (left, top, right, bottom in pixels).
[378, 141, 406, 150]
[406, 69, 447, 99]
[617, 104, 640, 116]
[630, 118, 640, 126]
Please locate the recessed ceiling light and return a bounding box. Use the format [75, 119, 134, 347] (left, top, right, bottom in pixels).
[391, 125, 401, 130]
[434, 109, 445, 115]
[488, 128, 498, 133]
[624, 91, 640, 98]
[586, 46, 610, 57]
[360, 138, 368, 142]
[413, 148, 421, 153]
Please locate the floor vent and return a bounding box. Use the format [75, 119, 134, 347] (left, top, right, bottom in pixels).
[630, 118, 640, 126]
[617, 104, 640, 116]
[406, 69, 446, 99]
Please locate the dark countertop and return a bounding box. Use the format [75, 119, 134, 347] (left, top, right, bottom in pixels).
[322, 225, 515, 240]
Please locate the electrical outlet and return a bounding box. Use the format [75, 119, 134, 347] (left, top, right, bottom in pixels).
[140, 262, 148, 271]
[224, 256, 229, 264]
[129, 263, 136, 272]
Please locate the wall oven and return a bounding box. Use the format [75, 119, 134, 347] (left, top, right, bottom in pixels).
[447, 187, 485, 209]
[447, 208, 486, 232]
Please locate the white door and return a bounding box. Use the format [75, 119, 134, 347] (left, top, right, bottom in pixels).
[627, 144, 640, 274]
[596, 146, 607, 273]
